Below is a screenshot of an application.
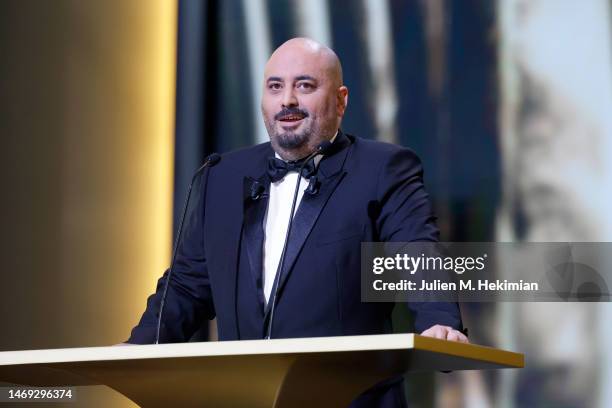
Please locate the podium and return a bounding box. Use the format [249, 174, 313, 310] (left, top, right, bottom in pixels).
[0, 334, 523, 407]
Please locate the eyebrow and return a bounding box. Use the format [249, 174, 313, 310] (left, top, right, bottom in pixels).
[295, 75, 317, 82]
[266, 75, 318, 83]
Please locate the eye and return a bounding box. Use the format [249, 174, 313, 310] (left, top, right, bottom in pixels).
[297, 82, 315, 90]
[268, 82, 282, 91]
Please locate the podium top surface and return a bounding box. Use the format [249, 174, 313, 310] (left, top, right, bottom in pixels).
[0, 333, 523, 368]
[0, 334, 523, 407]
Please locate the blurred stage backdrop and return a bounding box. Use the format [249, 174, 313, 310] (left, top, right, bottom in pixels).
[1, 0, 611, 407]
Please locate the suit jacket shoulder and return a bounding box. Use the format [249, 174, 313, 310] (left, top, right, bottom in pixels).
[211, 142, 273, 176]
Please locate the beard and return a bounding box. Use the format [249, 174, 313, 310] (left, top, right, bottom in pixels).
[263, 114, 316, 152]
[275, 124, 313, 150]
[263, 107, 337, 160]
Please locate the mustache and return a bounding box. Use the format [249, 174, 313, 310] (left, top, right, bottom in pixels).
[274, 108, 310, 120]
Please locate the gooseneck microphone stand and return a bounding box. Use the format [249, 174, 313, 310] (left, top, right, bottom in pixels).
[265, 141, 332, 339]
[155, 153, 221, 344]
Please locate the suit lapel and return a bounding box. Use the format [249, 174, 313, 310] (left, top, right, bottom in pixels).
[264, 131, 353, 315]
[242, 173, 270, 311]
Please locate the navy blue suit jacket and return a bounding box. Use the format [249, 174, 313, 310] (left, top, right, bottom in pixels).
[129, 131, 462, 406]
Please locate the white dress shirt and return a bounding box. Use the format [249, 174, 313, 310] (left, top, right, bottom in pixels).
[262, 133, 337, 304]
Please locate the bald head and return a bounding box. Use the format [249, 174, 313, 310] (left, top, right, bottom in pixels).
[265, 38, 343, 88]
[261, 38, 349, 160]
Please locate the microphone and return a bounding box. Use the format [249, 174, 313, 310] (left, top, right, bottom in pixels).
[314, 141, 333, 157]
[155, 153, 221, 344]
[305, 176, 320, 196]
[265, 141, 332, 339]
[250, 180, 266, 200]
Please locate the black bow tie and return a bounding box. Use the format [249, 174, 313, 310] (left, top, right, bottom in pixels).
[267, 157, 316, 182]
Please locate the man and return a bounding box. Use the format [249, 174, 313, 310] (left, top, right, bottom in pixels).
[128, 38, 467, 406]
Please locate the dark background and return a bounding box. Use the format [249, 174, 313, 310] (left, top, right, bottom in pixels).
[1, 1, 608, 407]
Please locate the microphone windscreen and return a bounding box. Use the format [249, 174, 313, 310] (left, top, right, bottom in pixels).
[317, 141, 333, 155]
[206, 153, 222, 166]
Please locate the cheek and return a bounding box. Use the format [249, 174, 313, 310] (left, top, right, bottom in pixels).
[304, 98, 332, 118]
[261, 104, 275, 122]
[261, 95, 279, 114]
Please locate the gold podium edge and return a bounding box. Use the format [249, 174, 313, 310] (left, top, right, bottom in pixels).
[413, 334, 524, 368]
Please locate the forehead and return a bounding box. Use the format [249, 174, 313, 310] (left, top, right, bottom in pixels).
[264, 48, 329, 81]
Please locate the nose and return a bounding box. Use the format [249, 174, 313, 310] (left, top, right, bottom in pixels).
[281, 86, 298, 108]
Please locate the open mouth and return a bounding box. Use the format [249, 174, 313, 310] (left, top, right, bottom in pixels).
[278, 114, 306, 122]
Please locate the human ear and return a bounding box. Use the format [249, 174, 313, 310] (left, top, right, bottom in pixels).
[337, 86, 348, 116]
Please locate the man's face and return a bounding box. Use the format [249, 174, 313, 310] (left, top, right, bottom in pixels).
[261, 45, 347, 160]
